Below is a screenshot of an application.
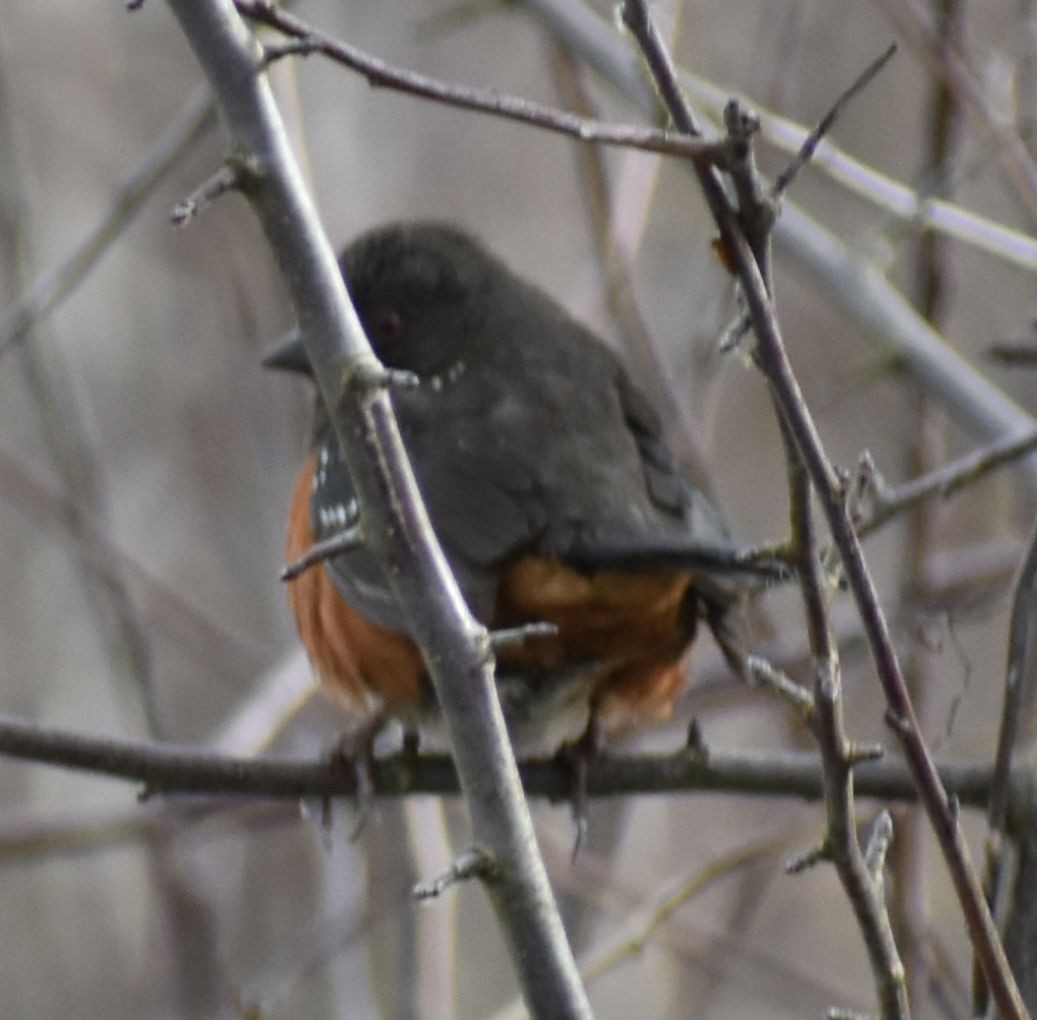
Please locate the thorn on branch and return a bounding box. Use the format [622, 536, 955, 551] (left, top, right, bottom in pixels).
[814, 656, 840, 708]
[845, 742, 885, 767]
[747, 655, 815, 718]
[685, 718, 708, 759]
[414, 844, 497, 900]
[863, 809, 894, 880]
[884, 707, 912, 738]
[845, 450, 878, 527]
[487, 622, 559, 654]
[773, 43, 897, 199]
[716, 311, 752, 353]
[340, 354, 419, 396]
[170, 163, 242, 226]
[261, 38, 319, 70]
[786, 839, 830, 875]
[280, 524, 363, 581]
[833, 464, 850, 503]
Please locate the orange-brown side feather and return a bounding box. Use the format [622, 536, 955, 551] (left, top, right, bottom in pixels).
[494, 556, 696, 737]
[285, 455, 426, 719]
[286, 457, 700, 740]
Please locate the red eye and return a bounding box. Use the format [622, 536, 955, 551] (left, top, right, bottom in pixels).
[370, 311, 402, 344]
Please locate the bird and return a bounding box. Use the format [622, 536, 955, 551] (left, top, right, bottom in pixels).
[267, 221, 761, 760]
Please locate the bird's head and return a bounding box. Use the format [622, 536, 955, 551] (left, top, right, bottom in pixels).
[263, 221, 499, 383]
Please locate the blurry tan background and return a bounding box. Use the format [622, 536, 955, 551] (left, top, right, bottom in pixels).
[1, 1, 1035, 1017]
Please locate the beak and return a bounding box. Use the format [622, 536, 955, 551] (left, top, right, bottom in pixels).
[261, 331, 312, 375]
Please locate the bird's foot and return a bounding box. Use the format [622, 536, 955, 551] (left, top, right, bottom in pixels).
[554, 715, 603, 860]
[325, 728, 379, 840]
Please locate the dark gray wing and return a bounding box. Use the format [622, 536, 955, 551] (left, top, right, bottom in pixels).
[314, 426, 545, 631]
[405, 424, 547, 568]
[561, 369, 777, 578]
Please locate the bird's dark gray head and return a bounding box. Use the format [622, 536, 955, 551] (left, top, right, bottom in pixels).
[263, 221, 502, 380]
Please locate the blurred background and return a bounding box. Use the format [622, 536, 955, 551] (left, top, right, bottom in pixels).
[1, 0, 1036, 1017]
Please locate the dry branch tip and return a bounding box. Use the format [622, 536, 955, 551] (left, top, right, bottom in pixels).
[773, 43, 898, 199]
[747, 655, 815, 718]
[488, 622, 559, 653]
[863, 810, 894, 879]
[170, 163, 242, 226]
[280, 524, 363, 582]
[414, 844, 497, 899]
[787, 839, 831, 874]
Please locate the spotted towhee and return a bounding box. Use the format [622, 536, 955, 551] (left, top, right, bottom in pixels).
[268, 222, 757, 755]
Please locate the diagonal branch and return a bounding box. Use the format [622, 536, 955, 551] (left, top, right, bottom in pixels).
[160, 3, 591, 1017]
[0, 87, 215, 357]
[617, 0, 1027, 1015]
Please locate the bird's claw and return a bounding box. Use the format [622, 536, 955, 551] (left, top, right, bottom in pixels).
[555, 715, 602, 859]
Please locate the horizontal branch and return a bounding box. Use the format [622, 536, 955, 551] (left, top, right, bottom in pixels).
[0, 712, 1021, 811]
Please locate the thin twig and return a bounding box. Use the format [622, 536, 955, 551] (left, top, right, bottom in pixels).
[862, 429, 1037, 537]
[773, 44, 897, 197]
[678, 25, 1037, 273]
[579, 834, 795, 985]
[746, 655, 814, 716]
[0, 88, 215, 356]
[786, 416, 909, 1017]
[487, 622, 559, 653]
[764, 120, 1031, 1020]
[236, 0, 727, 165]
[524, 823, 860, 1020]
[786, 841, 829, 875]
